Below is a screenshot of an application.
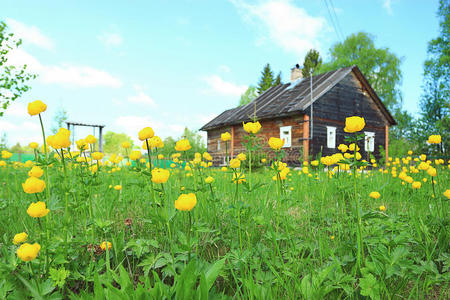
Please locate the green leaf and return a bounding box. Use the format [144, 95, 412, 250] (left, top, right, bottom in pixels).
[359, 273, 381, 299]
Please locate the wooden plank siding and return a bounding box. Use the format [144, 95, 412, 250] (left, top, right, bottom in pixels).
[306, 72, 389, 160]
[207, 115, 305, 165]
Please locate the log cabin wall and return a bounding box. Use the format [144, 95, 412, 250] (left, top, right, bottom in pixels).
[207, 115, 304, 165]
[306, 72, 389, 160]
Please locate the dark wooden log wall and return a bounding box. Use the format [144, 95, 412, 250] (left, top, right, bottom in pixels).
[207, 115, 304, 165]
[306, 72, 388, 160]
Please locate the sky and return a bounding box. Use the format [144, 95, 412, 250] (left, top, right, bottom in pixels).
[0, 0, 441, 147]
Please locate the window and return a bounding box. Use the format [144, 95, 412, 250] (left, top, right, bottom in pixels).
[365, 132, 375, 152]
[280, 126, 292, 147]
[217, 140, 221, 151]
[327, 126, 336, 148]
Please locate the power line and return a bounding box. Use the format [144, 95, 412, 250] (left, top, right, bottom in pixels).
[323, 0, 344, 42]
[328, 0, 345, 39]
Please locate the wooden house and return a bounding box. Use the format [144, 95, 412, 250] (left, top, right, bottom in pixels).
[200, 65, 396, 165]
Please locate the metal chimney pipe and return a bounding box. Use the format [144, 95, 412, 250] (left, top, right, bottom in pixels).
[310, 69, 313, 139]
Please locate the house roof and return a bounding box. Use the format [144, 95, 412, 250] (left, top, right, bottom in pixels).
[200, 65, 396, 131]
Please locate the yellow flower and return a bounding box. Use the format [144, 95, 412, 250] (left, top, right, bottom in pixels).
[151, 168, 170, 184]
[229, 158, 241, 169]
[92, 152, 104, 160]
[17, 243, 41, 261]
[268, 137, 284, 150]
[444, 189, 450, 199]
[369, 191, 381, 199]
[1, 150, 13, 159]
[122, 141, 131, 148]
[411, 181, 421, 189]
[28, 166, 44, 178]
[221, 132, 231, 141]
[355, 152, 362, 160]
[420, 154, 426, 161]
[129, 150, 142, 161]
[203, 152, 212, 161]
[114, 185, 122, 190]
[243, 121, 262, 134]
[407, 150, 413, 155]
[27, 100, 47, 116]
[148, 136, 164, 149]
[175, 193, 197, 211]
[22, 177, 46, 194]
[138, 127, 155, 141]
[76, 139, 88, 151]
[29, 142, 39, 149]
[27, 201, 50, 218]
[418, 162, 430, 170]
[427, 167, 437, 177]
[221, 166, 227, 172]
[337, 144, 348, 152]
[13, 232, 28, 245]
[321, 156, 334, 166]
[158, 154, 164, 159]
[348, 143, 360, 152]
[205, 176, 214, 184]
[344, 116, 365, 133]
[379, 205, 386, 212]
[237, 153, 246, 161]
[100, 241, 112, 251]
[85, 134, 97, 144]
[311, 160, 319, 166]
[175, 139, 192, 151]
[427, 135, 441, 144]
[47, 128, 71, 149]
[232, 172, 246, 184]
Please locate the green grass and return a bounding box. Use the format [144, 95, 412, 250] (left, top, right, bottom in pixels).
[0, 156, 448, 299]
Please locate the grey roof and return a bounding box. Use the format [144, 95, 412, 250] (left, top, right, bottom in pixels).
[200, 66, 395, 131]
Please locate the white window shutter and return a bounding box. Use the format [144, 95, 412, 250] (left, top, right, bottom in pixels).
[279, 126, 292, 147]
[364, 132, 375, 152]
[217, 140, 221, 151]
[327, 126, 336, 148]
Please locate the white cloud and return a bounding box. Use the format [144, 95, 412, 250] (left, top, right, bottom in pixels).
[383, 0, 393, 15]
[7, 48, 122, 88]
[203, 75, 247, 97]
[5, 18, 54, 50]
[0, 120, 18, 131]
[3, 101, 28, 118]
[98, 32, 123, 47]
[218, 65, 231, 73]
[127, 85, 156, 107]
[230, 0, 329, 58]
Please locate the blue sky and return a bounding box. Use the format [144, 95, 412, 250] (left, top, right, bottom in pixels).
[0, 0, 441, 147]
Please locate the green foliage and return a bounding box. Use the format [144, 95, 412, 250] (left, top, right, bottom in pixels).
[0, 21, 37, 117]
[320, 32, 403, 111]
[238, 85, 258, 107]
[103, 131, 134, 154]
[417, 0, 449, 155]
[302, 49, 322, 78]
[274, 72, 282, 85]
[257, 63, 275, 94]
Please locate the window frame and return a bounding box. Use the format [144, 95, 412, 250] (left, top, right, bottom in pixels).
[364, 131, 375, 152]
[326, 126, 336, 149]
[279, 126, 292, 148]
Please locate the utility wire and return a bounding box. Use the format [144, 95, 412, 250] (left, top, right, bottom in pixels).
[323, 0, 344, 42]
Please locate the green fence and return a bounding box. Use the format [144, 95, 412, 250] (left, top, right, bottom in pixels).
[5, 153, 181, 169]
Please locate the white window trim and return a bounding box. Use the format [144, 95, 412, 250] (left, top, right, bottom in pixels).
[280, 126, 292, 148]
[217, 139, 221, 151]
[364, 131, 375, 152]
[326, 126, 336, 148]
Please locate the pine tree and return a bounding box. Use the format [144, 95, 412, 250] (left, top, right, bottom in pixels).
[274, 72, 282, 85]
[257, 63, 274, 94]
[302, 49, 322, 78]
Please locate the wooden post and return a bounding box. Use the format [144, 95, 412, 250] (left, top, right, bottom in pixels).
[303, 115, 310, 162]
[99, 126, 103, 153]
[230, 125, 235, 158]
[385, 125, 389, 162]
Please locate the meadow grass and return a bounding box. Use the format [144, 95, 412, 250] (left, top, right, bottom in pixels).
[0, 152, 448, 299]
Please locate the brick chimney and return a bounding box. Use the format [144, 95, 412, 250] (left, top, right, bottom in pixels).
[290, 64, 302, 82]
